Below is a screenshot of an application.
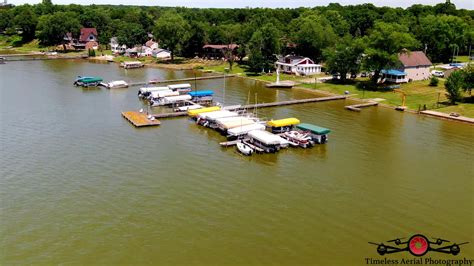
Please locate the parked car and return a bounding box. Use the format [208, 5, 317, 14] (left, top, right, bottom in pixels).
[431, 70, 444, 78]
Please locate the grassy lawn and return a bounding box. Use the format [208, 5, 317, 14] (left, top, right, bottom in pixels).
[436, 103, 474, 118]
[454, 55, 472, 63]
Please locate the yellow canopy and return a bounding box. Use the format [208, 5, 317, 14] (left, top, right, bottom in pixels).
[267, 118, 300, 127]
[187, 106, 221, 117]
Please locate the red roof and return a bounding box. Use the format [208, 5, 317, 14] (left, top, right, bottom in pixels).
[80, 28, 98, 43]
[203, 44, 239, 50]
[399, 51, 432, 67]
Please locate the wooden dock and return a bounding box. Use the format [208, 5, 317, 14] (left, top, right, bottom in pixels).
[345, 102, 378, 112]
[149, 95, 347, 119]
[122, 111, 161, 127]
[128, 75, 235, 87]
[420, 110, 474, 124]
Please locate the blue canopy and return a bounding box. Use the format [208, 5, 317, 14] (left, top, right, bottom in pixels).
[381, 69, 407, 76]
[188, 90, 214, 97]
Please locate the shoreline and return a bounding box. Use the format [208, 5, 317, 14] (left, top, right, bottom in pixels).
[4, 53, 472, 124]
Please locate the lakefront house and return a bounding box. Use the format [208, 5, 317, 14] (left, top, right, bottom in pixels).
[275, 55, 322, 76]
[382, 50, 432, 83]
[65, 28, 99, 50]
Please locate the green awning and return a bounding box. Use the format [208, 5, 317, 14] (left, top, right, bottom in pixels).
[296, 123, 331, 135]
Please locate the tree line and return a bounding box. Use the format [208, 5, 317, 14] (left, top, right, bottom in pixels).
[1, 0, 473, 81]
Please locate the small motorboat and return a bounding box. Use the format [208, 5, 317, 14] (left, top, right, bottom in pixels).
[236, 141, 253, 156]
[282, 131, 314, 148]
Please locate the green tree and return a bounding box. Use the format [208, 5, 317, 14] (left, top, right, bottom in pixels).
[289, 13, 336, 61]
[419, 15, 468, 63]
[323, 36, 366, 83]
[445, 70, 464, 104]
[461, 64, 473, 95]
[247, 23, 282, 73]
[116, 22, 147, 48]
[13, 5, 38, 42]
[429, 76, 439, 86]
[181, 21, 209, 58]
[153, 11, 190, 61]
[36, 11, 81, 48]
[364, 22, 419, 83]
[219, 24, 241, 71]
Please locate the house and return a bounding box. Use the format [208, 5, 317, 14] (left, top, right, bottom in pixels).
[153, 48, 171, 59]
[145, 40, 159, 50]
[138, 46, 154, 57]
[381, 69, 408, 83]
[275, 55, 322, 76]
[80, 28, 99, 50]
[398, 50, 432, 81]
[202, 44, 239, 59]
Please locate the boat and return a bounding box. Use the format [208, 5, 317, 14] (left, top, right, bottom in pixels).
[0, 57, 5, 64]
[247, 130, 290, 153]
[138, 86, 169, 98]
[149, 78, 160, 84]
[295, 123, 331, 144]
[196, 110, 239, 127]
[73, 76, 103, 87]
[216, 117, 257, 133]
[187, 106, 221, 117]
[236, 141, 253, 156]
[175, 104, 203, 112]
[168, 83, 192, 94]
[267, 118, 300, 133]
[147, 90, 179, 100]
[149, 94, 192, 106]
[121, 61, 144, 69]
[104, 80, 128, 89]
[227, 123, 266, 139]
[281, 131, 314, 148]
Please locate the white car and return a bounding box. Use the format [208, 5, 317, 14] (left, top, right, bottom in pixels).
[431, 70, 444, 78]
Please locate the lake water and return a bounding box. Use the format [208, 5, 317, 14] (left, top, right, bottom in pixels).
[1, 59, 473, 265]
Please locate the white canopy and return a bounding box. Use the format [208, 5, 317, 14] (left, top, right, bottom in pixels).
[197, 110, 238, 121]
[149, 90, 179, 99]
[227, 123, 266, 136]
[168, 83, 192, 90]
[139, 86, 169, 93]
[247, 130, 289, 146]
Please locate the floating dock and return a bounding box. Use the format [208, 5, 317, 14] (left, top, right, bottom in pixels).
[122, 111, 161, 127]
[128, 75, 235, 87]
[345, 102, 378, 112]
[149, 95, 347, 119]
[420, 110, 474, 124]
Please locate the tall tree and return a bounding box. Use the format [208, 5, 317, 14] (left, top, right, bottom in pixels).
[247, 23, 282, 73]
[323, 36, 366, 83]
[115, 22, 147, 48]
[36, 11, 81, 48]
[289, 13, 336, 62]
[13, 5, 38, 42]
[445, 70, 464, 104]
[364, 22, 419, 83]
[153, 11, 190, 61]
[419, 15, 468, 63]
[219, 24, 241, 71]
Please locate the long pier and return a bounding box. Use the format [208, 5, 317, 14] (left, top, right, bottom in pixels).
[4, 55, 88, 61]
[150, 95, 347, 119]
[128, 75, 235, 87]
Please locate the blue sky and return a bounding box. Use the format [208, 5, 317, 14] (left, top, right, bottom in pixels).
[7, 0, 474, 9]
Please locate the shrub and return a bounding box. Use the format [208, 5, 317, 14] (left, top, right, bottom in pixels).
[429, 76, 439, 86]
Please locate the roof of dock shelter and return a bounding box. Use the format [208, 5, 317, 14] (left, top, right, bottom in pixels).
[381, 69, 407, 76]
[188, 106, 221, 117]
[296, 123, 331, 135]
[267, 118, 300, 127]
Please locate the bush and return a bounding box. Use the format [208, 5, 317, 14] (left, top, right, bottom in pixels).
[88, 48, 96, 57]
[445, 71, 464, 104]
[429, 76, 439, 86]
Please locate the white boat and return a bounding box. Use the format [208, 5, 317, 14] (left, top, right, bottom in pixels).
[236, 141, 253, 156]
[247, 130, 290, 153]
[121, 61, 144, 69]
[105, 80, 128, 89]
[197, 111, 239, 127]
[227, 123, 266, 138]
[150, 94, 192, 106]
[281, 131, 314, 148]
[216, 117, 257, 131]
[168, 83, 192, 93]
[138, 86, 169, 98]
[148, 90, 179, 100]
[175, 104, 203, 112]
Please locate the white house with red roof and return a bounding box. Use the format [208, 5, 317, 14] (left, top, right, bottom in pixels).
[275, 55, 322, 76]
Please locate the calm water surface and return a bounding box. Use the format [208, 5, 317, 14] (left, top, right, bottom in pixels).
[1, 60, 473, 265]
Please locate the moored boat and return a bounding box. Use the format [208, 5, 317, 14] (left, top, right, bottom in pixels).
[73, 76, 103, 87]
[226, 123, 266, 139]
[104, 80, 128, 89]
[247, 130, 290, 153]
[236, 141, 253, 156]
[168, 83, 192, 94]
[150, 94, 192, 106]
[138, 86, 169, 98]
[188, 106, 221, 117]
[295, 123, 331, 144]
[196, 110, 239, 127]
[267, 118, 300, 133]
[281, 131, 314, 148]
[121, 61, 144, 69]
